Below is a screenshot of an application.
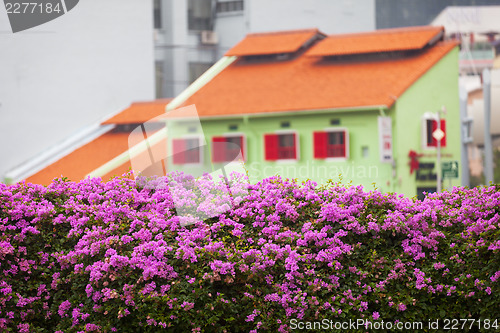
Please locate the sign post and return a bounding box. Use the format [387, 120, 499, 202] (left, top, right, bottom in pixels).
[432, 107, 446, 192]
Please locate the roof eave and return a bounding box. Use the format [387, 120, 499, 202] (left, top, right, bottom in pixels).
[173, 104, 391, 121]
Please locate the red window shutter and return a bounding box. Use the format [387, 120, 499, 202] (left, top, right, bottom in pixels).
[264, 134, 278, 161]
[340, 131, 346, 157]
[440, 119, 446, 147]
[429, 120, 438, 147]
[291, 133, 297, 159]
[172, 139, 185, 164]
[212, 136, 227, 162]
[314, 131, 327, 159]
[239, 136, 245, 160]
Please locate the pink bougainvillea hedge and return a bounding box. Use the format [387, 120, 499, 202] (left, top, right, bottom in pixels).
[0, 173, 499, 332]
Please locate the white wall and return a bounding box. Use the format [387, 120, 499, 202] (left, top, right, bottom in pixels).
[215, 0, 375, 55]
[248, 0, 375, 34]
[0, 0, 154, 181]
[215, 12, 247, 56]
[158, 0, 375, 98]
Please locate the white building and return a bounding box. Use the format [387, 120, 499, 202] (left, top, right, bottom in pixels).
[432, 6, 500, 179]
[154, 0, 375, 98]
[0, 0, 154, 182]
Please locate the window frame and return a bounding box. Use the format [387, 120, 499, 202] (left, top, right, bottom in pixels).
[313, 127, 349, 161]
[211, 132, 246, 163]
[421, 116, 446, 150]
[171, 135, 204, 165]
[216, 0, 244, 14]
[263, 130, 300, 162]
[187, 0, 213, 32]
[153, 0, 162, 30]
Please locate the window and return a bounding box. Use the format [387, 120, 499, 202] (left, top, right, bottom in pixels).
[313, 129, 348, 159]
[264, 132, 298, 161]
[212, 135, 245, 162]
[216, 0, 244, 13]
[417, 187, 437, 201]
[172, 137, 202, 164]
[189, 62, 214, 84]
[155, 61, 164, 98]
[153, 0, 162, 29]
[188, 0, 212, 31]
[362, 146, 369, 158]
[423, 118, 446, 148]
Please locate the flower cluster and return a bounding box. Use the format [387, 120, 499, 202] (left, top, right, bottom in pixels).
[0, 173, 499, 332]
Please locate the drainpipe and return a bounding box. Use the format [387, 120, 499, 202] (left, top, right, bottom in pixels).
[437, 111, 442, 192]
[482, 69, 494, 184]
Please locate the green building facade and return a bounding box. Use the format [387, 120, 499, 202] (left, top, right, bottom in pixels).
[139, 27, 460, 198]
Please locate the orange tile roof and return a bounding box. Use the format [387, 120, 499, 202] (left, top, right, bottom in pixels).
[24, 99, 171, 185]
[306, 26, 444, 57]
[181, 27, 457, 117]
[102, 99, 171, 125]
[25, 127, 167, 185]
[225, 29, 324, 56]
[26, 129, 132, 185]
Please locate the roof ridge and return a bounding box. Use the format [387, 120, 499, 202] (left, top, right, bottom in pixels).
[327, 25, 443, 38]
[130, 98, 172, 106]
[246, 28, 321, 37]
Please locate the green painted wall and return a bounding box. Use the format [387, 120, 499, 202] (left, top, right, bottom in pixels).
[393, 47, 460, 196]
[166, 46, 460, 197]
[167, 110, 394, 193]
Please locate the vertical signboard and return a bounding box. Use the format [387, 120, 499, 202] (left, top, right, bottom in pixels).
[378, 116, 393, 163]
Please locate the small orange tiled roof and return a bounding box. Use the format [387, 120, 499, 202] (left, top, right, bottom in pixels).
[25, 127, 167, 185]
[102, 99, 171, 125]
[26, 129, 133, 185]
[181, 27, 457, 117]
[26, 99, 171, 185]
[307, 26, 444, 57]
[225, 29, 324, 56]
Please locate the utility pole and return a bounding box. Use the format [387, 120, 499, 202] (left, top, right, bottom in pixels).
[483, 69, 494, 184]
[430, 107, 446, 192]
[437, 111, 442, 192]
[459, 85, 472, 187]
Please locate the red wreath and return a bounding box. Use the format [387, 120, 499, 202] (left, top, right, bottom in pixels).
[408, 150, 421, 175]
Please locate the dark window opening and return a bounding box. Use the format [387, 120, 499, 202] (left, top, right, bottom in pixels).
[154, 0, 162, 29]
[264, 133, 297, 160]
[212, 136, 244, 162]
[188, 0, 212, 31]
[189, 62, 214, 84]
[314, 130, 347, 159]
[172, 138, 201, 164]
[216, 0, 244, 13]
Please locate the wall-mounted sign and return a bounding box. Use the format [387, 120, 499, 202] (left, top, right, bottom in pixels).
[442, 161, 459, 178]
[378, 116, 393, 163]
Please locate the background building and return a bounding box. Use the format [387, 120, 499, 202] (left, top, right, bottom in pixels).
[153, 0, 375, 98]
[4, 100, 169, 185]
[158, 26, 461, 198]
[375, 0, 500, 29]
[0, 0, 155, 182]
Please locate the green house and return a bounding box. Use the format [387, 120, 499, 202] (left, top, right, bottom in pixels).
[163, 26, 460, 198]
